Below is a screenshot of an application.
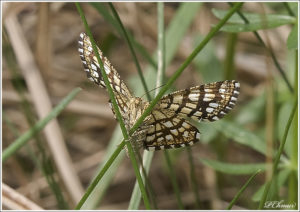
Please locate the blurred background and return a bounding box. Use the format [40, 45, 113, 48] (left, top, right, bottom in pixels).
[2, 2, 298, 210]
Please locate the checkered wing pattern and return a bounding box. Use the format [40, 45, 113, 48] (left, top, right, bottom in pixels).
[156, 81, 240, 122]
[143, 81, 240, 150]
[143, 109, 200, 150]
[78, 32, 132, 114]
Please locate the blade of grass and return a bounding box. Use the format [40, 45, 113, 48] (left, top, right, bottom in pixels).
[164, 150, 184, 209]
[283, 2, 295, 17]
[106, 5, 156, 204]
[187, 147, 201, 208]
[227, 169, 261, 209]
[129, 2, 203, 97]
[159, 2, 184, 209]
[129, 2, 166, 209]
[108, 3, 151, 101]
[2, 87, 82, 162]
[90, 2, 157, 69]
[288, 49, 297, 207]
[3, 112, 69, 209]
[201, 159, 268, 175]
[252, 168, 291, 202]
[224, 32, 237, 80]
[258, 100, 297, 209]
[75, 141, 125, 209]
[81, 127, 125, 209]
[213, 120, 266, 155]
[75, 3, 151, 209]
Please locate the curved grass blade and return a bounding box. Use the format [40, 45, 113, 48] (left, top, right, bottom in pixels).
[258, 100, 297, 209]
[200, 159, 268, 175]
[227, 169, 261, 209]
[2, 87, 82, 162]
[108, 3, 151, 101]
[213, 120, 266, 155]
[90, 2, 157, 69]
[212, 9, 296, 32]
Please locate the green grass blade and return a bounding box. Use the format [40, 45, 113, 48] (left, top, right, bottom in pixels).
[164, 151, 184, 209]
[212, 120, 266, 155]
[129, 2, 166, 209]
[252, 168, 291, 202]
[81, 127, 125, 209]
[108, 3, 151, 101]
[258, 100, 297, 209]
[164, 2, 203, 65]
[129, 2, 203, 97]
[187, 147, 201, 208]
[227, 169, 261, 209]
[287, 23, 298, 50]
[2, 87, 82, 162]
[160, 2, 183, 209]
[128, 151, 155, 209]
[200, 159, 268, 175]
[235, 91, 265, 125]
[224, 33, 237, 79]
[90, 2, 156, 69]
[75, 141, 126, 209]
[212, 9, 296, 32]
[283, 2, 296, 16]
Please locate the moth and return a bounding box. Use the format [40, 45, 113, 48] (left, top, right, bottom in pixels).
[78, 32, 240, 151]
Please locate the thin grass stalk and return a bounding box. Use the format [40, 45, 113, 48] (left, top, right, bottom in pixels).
[187, 147, 201, 208]
[258, 100, 297, 209]
[90, 2, 157, 70]
[164, 150, 184, 209]
[158, 3, 185, 207]
[108, 3, 151, 101]
[3, 112, 63, 203]
[134, 150, 157, 209]
[228, 2, 293, 93]
[283, 2, 295, 16]
[75, 3, 151, 209]
[288, 50, 298, 207]
[75, 141, 125, 209]
[227, 169, 261, 209]
[224, 33, 237, 80]
[263, 28, 275, 182]
[3, 112, 68, 209]
[108, 3, 157, 206]
[2, 88, 82, 162]
[128, 2, 165, 209]
[158, 1, 183, 209]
